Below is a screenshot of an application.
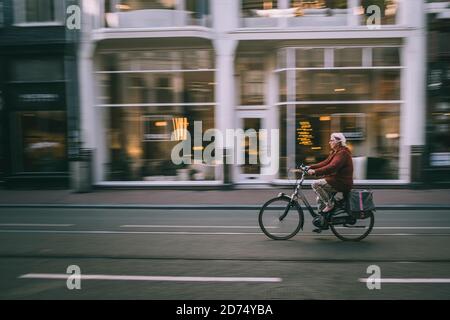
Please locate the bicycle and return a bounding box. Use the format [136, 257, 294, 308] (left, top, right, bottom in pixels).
[258, 164, 375, 241]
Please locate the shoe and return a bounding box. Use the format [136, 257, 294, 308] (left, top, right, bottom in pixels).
[322, 203, 335, 213]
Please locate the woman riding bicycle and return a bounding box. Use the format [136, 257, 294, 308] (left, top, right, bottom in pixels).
[307, 133, 354, 213]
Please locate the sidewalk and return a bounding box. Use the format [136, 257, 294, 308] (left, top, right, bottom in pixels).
[0, 188, 449, 209]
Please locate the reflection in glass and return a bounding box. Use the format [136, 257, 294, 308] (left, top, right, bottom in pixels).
[106, 106, 215, 181]
[15, 111, 66, 172]
[241, 118, 262, 174]
[279, 104, 400, 180]
[97, 49, 215, 106]
[12, 59, 64, 82]
[296, 48, 324, 68]
[105, 0, 210, 27]
[372, 47, 400, 66]
[242, 0, 279, 17]
[25, 0, 55, 22]
[118, 0, 175, 11]
[279, 71, 287, 103]
[295, 69, 400, 101]
[334, 48, 362, 67]
[237, 58, 265, 105]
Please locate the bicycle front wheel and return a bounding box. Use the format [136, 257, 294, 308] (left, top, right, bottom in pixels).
[258, 196, 304, 240]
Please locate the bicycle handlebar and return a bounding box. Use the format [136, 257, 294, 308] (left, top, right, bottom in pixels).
[296, 163, 310, 174]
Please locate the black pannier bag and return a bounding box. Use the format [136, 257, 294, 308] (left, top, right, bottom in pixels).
[346, 190, 375, 219]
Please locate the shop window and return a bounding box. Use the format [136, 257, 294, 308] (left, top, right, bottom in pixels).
[186, 0, 210, 25]
[372, 47, 400, 67]
[290, 0, 348, 9]
[182, 71, 215, 103]
[295, 69, 399, 101]
[105, 106, 216, 181]
[242, 0, 279, 17]
[0, 1, 4, 27]
[296, 48, 324, 68]
[25, 0, 54, 22]
[118, 0, 175, 11]
[238, 57, 265, 105]
[0, 104, 4, 178]
[334, 48, 363, 67]
[12, 59, 64, 82]
[429, 101, 450, 165]
[97, 50, 215, 106]
[183, 50, 213, 70]
[14, 0, 62, 24]
[279, 104, 400, 180]
[277, 46, 403, 180]
[279, 71, 287, 103]
[13, 111, 66, 173]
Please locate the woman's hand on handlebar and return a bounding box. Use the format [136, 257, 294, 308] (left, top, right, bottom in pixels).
[296, 164, 313, 175]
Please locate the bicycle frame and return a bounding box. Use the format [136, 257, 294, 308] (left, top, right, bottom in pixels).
[279, 169, 319, 220]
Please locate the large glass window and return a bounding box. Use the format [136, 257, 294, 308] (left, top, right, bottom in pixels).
[277, 46, 402, 180]
[98, 49, 216, 181]
[334, 48, 363, 67]
[105, 106, 215, 181]
[237, 57, 265, 105]
[295, 69, 400, 101]
[186, 0, 210, 26]
[279, 104, 400, 179]
[373, 47, 400, 67]
[291, 0, 348, 9]
[279, 71, 287, 103]
[0, 0, 4, 27]
[296, 49, 324, 68]
[105, 0, 210, 28]
[25, 0, 55, 22]
[97, 50, 215, 106]
[13, 111, 66, 173]
[242, 0, 279, 17]
[12, 59, 64, 82]
[0, 96, 4, 178]
[118, 0, 175, 11]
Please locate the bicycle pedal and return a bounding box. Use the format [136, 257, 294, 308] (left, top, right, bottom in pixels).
[313, 228, 322, 234]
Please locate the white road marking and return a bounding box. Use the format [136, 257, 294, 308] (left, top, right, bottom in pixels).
[359, 278, 450, 284]
[373, 227, 450, 230]
[19, 273, 282, 283]
[121, 225, 271, 229]
[0, 229, 261, 235]
[122, 225, 450, 230]
[0, 224, 74, 227]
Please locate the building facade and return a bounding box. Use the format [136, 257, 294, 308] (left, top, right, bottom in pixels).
[79, 0, 427, 187]
[0, 0, 80, 188]
[425, 1, 450, 185]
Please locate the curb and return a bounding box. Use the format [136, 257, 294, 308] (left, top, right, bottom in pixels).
[0, 204, 450, 210]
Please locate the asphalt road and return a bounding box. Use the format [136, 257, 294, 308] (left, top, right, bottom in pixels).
[0, 208, 449, 300]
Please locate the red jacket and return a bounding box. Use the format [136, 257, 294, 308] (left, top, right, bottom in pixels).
[310, 146, 354, 192]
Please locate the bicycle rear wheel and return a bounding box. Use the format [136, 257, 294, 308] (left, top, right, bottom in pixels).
[258, 196, 304, 240]
[330, 211, 375, 241]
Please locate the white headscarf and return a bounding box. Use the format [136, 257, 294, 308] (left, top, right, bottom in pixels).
[331, 132, 347, 147]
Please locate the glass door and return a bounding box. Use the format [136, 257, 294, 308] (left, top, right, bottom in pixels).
[236, 110, 269, 183]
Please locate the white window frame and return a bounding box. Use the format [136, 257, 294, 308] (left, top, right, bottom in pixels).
[13, 0, 64, 26]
